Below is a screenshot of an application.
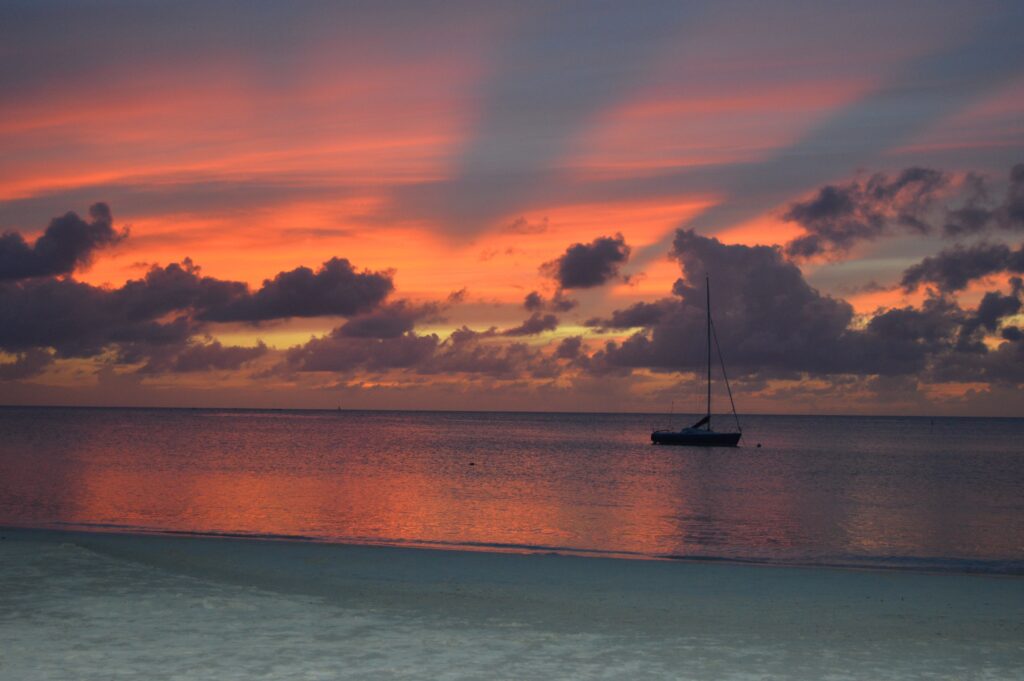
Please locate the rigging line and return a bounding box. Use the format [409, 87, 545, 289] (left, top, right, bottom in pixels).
[710, 316, 742, 434]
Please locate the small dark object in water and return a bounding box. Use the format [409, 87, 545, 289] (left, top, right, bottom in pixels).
[469, 462, 475, 466]
[756, 443, 762, 448]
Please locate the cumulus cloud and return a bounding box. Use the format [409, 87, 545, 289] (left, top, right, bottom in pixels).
[203, 257, 393, 322]
[428, 336, 553, 379]
[943, 174, 995, 237]
[0, 276, 197, 358]
[0, 348, 54, 381]
[585, 299, 675, 329]
[284, 321, 563, 380]
[0, 212, 396, 378]
[113, 259, 248, 323]
[286, 331, 440, 373]
[523, 290, 577, 313]
[900, 242, 1024, 293]
[943, 164, 1024, 236]
[524, 291, 544, 311]
[606, 230, 857, 375]
[929, 284, 1024, 385]
[852, 297, 965, 375]
[783, 168, 948, 259]
[554, 336, 583, 360]
[595, 229, 1022, 382]
[0, 203, 126, 281]
[1007, 164, 1024, 230]
[955, 281, 1023, 353]
[502, 312, 559, 336]
[541, 234, 631, 289]
[781, 163, 1024, 259]
[337, 300, 442, 339]
[138, 340, 268, 374]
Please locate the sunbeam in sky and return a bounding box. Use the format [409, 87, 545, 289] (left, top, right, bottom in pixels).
[1, 0, 1023, 414]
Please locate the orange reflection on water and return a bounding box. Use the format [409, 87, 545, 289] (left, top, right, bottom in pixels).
[2, 409, 1021, 568]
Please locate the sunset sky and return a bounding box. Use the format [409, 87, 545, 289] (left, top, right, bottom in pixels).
[1, 0, 1023, 414]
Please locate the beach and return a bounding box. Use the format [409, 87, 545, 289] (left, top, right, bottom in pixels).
[3, 526, 1022, 680]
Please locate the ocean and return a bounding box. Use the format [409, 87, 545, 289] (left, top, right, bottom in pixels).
[1, 406, 1022, 573]
[2, 407, 1023, 680]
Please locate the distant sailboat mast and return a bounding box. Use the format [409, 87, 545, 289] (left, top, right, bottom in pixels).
[706, 275, 712, 431]
[651, 274, 742, 446]
[709, 277, 742, 436]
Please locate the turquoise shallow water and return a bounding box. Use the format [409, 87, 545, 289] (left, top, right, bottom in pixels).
[4, 528, 1023, 681]
[1, 407, 1022, 573]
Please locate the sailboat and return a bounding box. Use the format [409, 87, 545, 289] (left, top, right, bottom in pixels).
[651, 276, 742, 447]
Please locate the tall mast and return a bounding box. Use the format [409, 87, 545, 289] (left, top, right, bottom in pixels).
[706, 275, 711, 429]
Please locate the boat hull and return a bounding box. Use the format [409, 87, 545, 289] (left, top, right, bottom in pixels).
[651, 430, 741, 447]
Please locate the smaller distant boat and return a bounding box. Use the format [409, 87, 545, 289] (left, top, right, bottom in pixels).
[651, 276, 742, 447]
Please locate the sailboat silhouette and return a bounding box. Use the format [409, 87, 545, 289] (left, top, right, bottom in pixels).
[651, 276, 742, 447]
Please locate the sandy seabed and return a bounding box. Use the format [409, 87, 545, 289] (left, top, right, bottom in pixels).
[1, 528, 1022, 680]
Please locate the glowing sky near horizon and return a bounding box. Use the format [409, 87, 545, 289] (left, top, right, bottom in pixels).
[1, 0, 1023, 414]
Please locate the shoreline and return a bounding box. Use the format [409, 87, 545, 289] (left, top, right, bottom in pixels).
[5, 525, 1023, 628]
[5, 522, 1022, 579]
[5, 525, 1023, 679]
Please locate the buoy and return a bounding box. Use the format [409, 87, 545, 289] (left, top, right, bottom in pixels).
[756, 443, 762, 448]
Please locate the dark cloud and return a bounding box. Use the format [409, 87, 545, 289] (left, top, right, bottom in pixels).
[853, 297, 965, 374]
[0, 254, 393, 357]
[286, 331, 441, 373]
[783, 168, 948, 259]
[77, 256, 394, 326]
[113, 259, 248, 323]
[285, 321, 560, 380]
[585, 298, 675, 329]
[980, 333, 1024, 384]
[954, 278, 1023, 353]
[203, 257, 393, 322]
[0, 348, 54, 381]
[944, 164, 1024, 236]
[337, 300, 442, 339]
[542, 234, 630, 289]
[138, 340, 268, 374]
[502, 312, 559, 336]
[929, 283, 1024, 385]
[0, 203, 126, 281]
[0, 276, 197, 358]
[524, 291, 544, 311]
[606, 230, 858, 375]
[523, 290, 577, 312]
[900, 242, 1024, 293]
[0, 218, 395, 376]
[596, 230, 1023, 381]
[428, 337, 552, 379]
[1007, 164, 1024, 230]
[554, 336, 583, 360]
[943, 173, 994, 237]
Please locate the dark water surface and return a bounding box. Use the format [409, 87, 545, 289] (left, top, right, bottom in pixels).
[1, 407, 1022, 573]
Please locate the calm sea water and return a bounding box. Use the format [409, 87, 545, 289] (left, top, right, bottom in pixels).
[1, 407, 1022, 573]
